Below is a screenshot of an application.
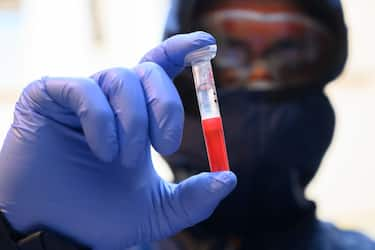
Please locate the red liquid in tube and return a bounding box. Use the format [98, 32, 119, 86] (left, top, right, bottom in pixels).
[201, 117, 230, 172]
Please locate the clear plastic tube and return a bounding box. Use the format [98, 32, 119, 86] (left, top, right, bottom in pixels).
[185, 45, 230, 172]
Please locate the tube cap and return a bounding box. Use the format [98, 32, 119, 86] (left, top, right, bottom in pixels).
[185, 44, 217, 66]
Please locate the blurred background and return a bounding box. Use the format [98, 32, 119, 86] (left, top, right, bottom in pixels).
[0, 0, 374, 237]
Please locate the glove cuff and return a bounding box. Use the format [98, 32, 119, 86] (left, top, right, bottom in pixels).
[0, 212, 88, 250]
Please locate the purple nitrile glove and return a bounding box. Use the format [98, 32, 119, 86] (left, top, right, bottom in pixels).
[0, 32, 236, 250]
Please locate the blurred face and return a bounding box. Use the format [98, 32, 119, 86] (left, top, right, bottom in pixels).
[198, 0, 335, 90]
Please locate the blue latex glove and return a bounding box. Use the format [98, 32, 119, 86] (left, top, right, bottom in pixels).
[0, 32, 237, 250]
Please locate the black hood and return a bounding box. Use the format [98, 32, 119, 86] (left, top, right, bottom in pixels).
[163, 0, 346, 241]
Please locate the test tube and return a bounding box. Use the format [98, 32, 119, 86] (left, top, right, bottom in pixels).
[185, 45, 230, 172]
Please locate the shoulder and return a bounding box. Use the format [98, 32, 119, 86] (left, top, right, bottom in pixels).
[313, 221, 375, 250]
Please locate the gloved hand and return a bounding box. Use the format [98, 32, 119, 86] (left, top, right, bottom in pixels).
[0, 32, 237, 250]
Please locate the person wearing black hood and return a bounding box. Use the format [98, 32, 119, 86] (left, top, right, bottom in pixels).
[138, 0, 375, 249]
[0, 0, 374, 249]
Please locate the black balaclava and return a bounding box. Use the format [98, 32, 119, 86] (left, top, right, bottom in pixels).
[163, 0, 348, 242]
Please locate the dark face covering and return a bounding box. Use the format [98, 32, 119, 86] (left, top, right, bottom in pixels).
[160, 0, 350, 249]
[166, 87, 335, 238]
[165, 2, 337, 239]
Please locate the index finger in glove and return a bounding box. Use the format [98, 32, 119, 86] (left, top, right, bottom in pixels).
[140, 31, 216, 78]
[134, 62, 184, 156]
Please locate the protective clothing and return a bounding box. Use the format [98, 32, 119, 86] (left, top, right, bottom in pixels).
[0, 211, 86, 250]
[0, 32, 237, 250]
[169, 88, 334, 233]
[139, 0, 375, 249]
